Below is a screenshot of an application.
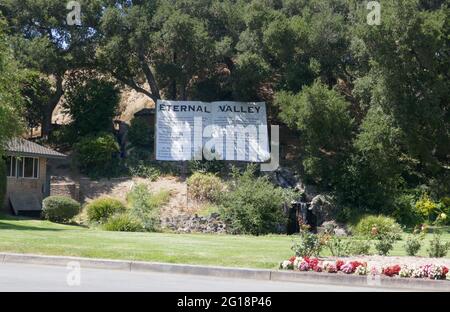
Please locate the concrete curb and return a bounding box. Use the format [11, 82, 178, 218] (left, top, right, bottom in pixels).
[1, 253, 449, 291]
[131, 261, 271, 280]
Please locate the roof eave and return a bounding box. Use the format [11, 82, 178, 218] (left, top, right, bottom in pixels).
[5, 151, 67, 159]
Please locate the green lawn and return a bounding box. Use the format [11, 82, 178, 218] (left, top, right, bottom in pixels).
[0, 215, 448, 269]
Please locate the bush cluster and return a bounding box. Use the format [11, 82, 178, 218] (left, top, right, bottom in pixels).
[353, 215, 402, 239]
[74, 133, 121, 178]
[42, 196, 81, 223]
[126, 184, 169, 232]
[103, 213, 143, 232]
[217, 166, 293, 235]
[86, 197, 126, 223]
[187, 172, 224, 202]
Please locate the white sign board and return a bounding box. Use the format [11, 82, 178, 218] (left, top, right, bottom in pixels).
[155, 100, 270, 162]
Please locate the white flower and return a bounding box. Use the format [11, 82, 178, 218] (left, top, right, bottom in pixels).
[281, 260, 294, 270]
[399, 265, 413, 278]
[355, 266, 368, 275]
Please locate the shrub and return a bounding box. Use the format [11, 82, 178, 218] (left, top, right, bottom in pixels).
[427, 233, 450, 258]
[392, 193, 423, 227]
[325, 236, 350, 257]
[86, 197, 126, 223]
[353, 215, 402, 239]
[127, 184, 169, 231]
[404, 234, 424, 256]
[415, 193, 437, 220]
[292, 230, 324, 258]
[42, 196, 81, 223]
[74, 133, 121, 178]
[218, 166, 293, 235]
[188, 159, 226, 174]
[103, 213, 143, 232]
[128, 162, 160, 181]
[187, 172, 224, 202]
[0, 159, 6, 208]
[348, 239, 372, 255]
[374, 233, 396, 256]
[128, 118, 154, 149]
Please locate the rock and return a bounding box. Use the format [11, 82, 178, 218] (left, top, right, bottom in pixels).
[162, 213, 227, 234]
[334, 228, 348, 237]
[319, 220, 349, 236]
[309, 194, 337, 226]
[210, 212, 220, 219]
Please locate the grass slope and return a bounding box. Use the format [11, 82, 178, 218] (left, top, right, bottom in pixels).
[0, 214, 448, 269]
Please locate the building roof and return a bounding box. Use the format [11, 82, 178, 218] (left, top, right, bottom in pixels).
[5, 138, 67, 159]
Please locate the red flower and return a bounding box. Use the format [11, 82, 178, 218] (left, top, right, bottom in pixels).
[289, 256, 296, 263]
[443, 266, 449, 276]
[382, 265, 401, 277]
[336, 260, 344, 271]
[350, 261, 365, 269]
[313, 265, 323, 272]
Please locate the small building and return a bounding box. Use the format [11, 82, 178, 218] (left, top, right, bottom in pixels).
[3, 138, 66, 215]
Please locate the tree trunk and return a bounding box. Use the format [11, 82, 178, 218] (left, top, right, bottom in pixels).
[138, 53, 161, 101]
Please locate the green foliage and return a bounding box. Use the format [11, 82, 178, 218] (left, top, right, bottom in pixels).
[337, 107, 406, 214]
[218, 166, 293, 235]
[324, 235, 350, 257]
[353, 215, 403, 239]
[275, 81, 353, 187]
[47, 125, 78, 149]
[128, 162, 160, 181]
[291, 230, 324, 258]
[19, 70, 50, 129]
[374, 233, 396, 256]
[0, 160, 7, 208]
[392, 193, 424, 227]
[64, 78, 120, 138]
[427, 233, 450, 258]
[187, 172, 223, 202]
[74, 133, 121, 178]
[42, 196, 81, 223]
[348, 239, 372, 256]
[86, 197, 126, 223]
[2, 0, 449, 224]
[128, 118, 154, 149]
[0, 20, 23, 147]
[103, 213, 143, 232]
[232, 52, 270, 101]
[188, 159, 226, 175]
[404, 234, 424, 256]
[127, 184, 169, 232]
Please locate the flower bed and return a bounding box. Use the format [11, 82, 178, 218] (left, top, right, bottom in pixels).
[280, 256, 448, 281]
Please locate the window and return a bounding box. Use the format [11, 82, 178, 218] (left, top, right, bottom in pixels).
[6, 156, 39, 179]
[6, 156, 16, 177]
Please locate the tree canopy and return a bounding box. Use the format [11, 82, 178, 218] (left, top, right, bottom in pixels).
[0, 0, 448, 221]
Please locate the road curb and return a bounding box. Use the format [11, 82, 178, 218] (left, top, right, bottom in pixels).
[130, 261, 271, 280]
[1, 252, 449, 291]
[2, 253, 132, 271]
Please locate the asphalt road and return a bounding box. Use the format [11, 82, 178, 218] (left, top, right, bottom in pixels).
[0, 262, 400, 292]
